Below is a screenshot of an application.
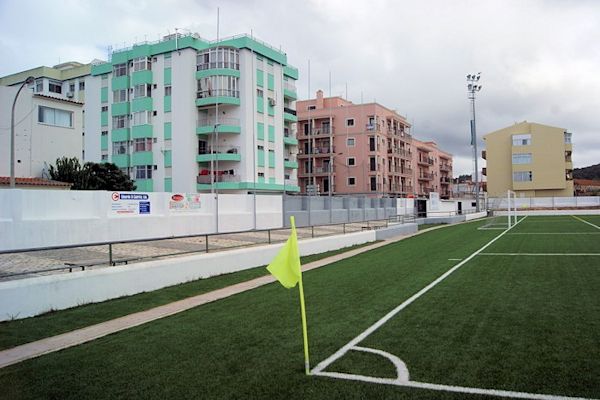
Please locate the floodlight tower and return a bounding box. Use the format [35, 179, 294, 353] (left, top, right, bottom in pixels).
[467, 72, 482, 212]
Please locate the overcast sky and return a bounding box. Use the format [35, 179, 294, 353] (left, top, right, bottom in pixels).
[1, 0, 598, 176]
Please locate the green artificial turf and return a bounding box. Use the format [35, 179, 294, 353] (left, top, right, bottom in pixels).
[0, 242, 375, 351]
[1, 217, 598, 399]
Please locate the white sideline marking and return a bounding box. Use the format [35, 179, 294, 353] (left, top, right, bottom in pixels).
[572, 216, 600, 230]
[448, 258, 462, 261]
[479, 253, 600, 256]
[508, 232, 600, 235]
[352, 346, 409, 382]
[311, 216, 527, 375]
[313, 371, 595, 400]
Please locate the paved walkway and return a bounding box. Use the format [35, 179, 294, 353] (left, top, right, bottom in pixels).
[0, 227, 435, 370]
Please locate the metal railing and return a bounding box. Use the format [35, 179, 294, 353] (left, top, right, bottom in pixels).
[196, 89, 240, 99]
[197, 117, 240, 127]
[198, 145, 240, 155]
[283, 107, 297, 115]
[197, 174, 240, 184]
[196, 62, 240, 71]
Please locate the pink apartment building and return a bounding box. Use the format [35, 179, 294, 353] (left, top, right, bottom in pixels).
[297, 90, 453, 198]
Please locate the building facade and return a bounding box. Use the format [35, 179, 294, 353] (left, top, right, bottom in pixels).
[296, 91, 452, 198]
[86, 33, 299, 193]
[0, 85, 83, 179]
[483, 121, 574, 197]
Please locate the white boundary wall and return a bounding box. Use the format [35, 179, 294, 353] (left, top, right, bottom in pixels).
[489, 196, 600, 210]
[465, 211, 487, 221]
[494, 209, 600, 216]
[0, 190, 282, 251]
[0, 230, 376, 321]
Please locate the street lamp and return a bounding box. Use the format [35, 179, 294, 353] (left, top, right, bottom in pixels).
[10, 76, 35, 188]
[467, 72, 482, 211]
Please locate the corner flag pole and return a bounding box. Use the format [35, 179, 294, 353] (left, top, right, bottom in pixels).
[292, 216, 311, 375]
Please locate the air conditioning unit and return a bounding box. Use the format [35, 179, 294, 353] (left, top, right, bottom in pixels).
[268, 98, 276, 106]
[66, 92, 74, 98]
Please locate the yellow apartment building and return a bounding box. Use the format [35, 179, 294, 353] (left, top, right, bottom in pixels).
[483, 121, 574, 197]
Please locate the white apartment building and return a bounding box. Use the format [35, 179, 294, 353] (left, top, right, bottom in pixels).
[85, 33, 299, 193]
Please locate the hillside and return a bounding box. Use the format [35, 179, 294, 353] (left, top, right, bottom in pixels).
[573, 163, 600, 180]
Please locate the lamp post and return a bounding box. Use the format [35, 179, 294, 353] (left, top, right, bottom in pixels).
[467, 72, 482, 212]
[10, 76, 35, 188]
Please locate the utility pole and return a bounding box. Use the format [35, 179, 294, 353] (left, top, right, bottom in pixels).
[467, 72, 482, 212]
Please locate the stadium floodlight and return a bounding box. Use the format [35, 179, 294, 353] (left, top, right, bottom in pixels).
[467, 72, 483, 212]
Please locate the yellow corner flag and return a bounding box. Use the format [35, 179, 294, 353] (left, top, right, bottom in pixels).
[266, 216, 311, 375]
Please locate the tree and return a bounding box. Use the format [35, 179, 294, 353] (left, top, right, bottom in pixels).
[49, 157, 136, 191]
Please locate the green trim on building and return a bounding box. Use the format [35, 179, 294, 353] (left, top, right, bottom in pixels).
[257, 96, 264, 113]
[196, 153, 241, 162]
[195, 96, 240, 107]
[111, 128, 130, 142]
[164, 122, 172, 139]
[111, 76, 130, 90]
[258, 176, 265, 184]
[267, 73, 274, 90]
[100, 87, 108, 103]
[131, 151, 153, 166]
[134, 179, 153, 192]
[132, 124, 153, 139]
[268, 150, 275, 167]
[164, 177, 172, 192]
[283, 65, 299, 80]
[268, 125, 275, 142]
[283, 136, 298, 146]
[267, 103, 275, 116]
[164, 150, 172, 167]
[256, 69, 264, 87]
[284, 160, 298, 169]
[269, 177, 276, 184]
[91, 63, 112, 76]
[164, 68, 172, 85]
[257, 149, 265, 167]
[111, 102, 130, 116]
[196, 124, 241, 135]
[195, 69, 240, 79]
[283, 88, 297, 100]
[197, 181, 300, 192]
[112, 154, 130, 168]
[217, 36, 287, 65]
[100, 135, 108, 150]
[284, 112, 298, 122]
[100, 111, 108, 127]
[164, 95, 172, 112]
[131, 70, 153, 86]
[131, 97, 153, 112]
[257, 122, 265, 140]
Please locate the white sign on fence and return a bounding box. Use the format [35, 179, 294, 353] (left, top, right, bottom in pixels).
[168, 193, 202, 213]
[110, 192, 152, 215]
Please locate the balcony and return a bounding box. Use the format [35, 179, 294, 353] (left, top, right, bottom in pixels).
[197, 173, 241, 184]
[440, 176, 452, 184]
[283, 81, 297, 99]
[284, 159, 298, 169]
[196, 117, 241, 135]
[196, 89, 240, 107]
[197, 145, 241, 162]
[418, 172, 434, 181]
[402, 167, 413, 176]
[298, 127, 334, 138]
[284, 107, 297, 122]
[417, 157, 434, 166]
[297, 146, 335, 157]
[283, 132, 298, 146]
[440, 163, 452, 172]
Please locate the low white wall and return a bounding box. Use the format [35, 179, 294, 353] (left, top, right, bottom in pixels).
[465, 211, 487, 221]
[0, 190, 283, 251]
[494, 210, 600, 216]
[0, 230, 376, 321]
[489, 196, 600, 209]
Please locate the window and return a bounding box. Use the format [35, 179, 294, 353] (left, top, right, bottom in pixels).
[38, 106, 73, 128]
[564, 132, 572, 144]
[113, 63, 127, 77]
[69, 83, 75, 92]
[165, 86, 172, 96]
[134, 138, 152, 152]
[113, 89, 127, 103]
[512, 134, 531, 146]
[257, 88, 264, 98]
[346, 118, 355, 127]
[304, 123, 310, 135]
[512, 153, 532, 164]
[132, 57, 150, 72]
[101, 75, 108, 87]
[370, 177, 377, 191]
[135, 165, 153, 179]
[196, 48, 240, 70]
[197, 75, 239, 98]
[347, 157, 356, 166]
[348, 177, 356, 186]
[307, 105, 316, 110]
[370, 157, 376, 171]
[133, 111, 150, 126]
[513, 171, 533, 182]
[369, 137, 376, 151]
[258, 172, 265, 177]
[112, 115, 128, 129]
[79, 81, 85, 90]
[347, 137, 355, 147]
[35, 79, 43, 92]
[112, 141, 128, 155]
[49, 81, 62, 94]
[133, 84, 149, 98]
[101, 154, 108, 161]
[101, 105, 108, 112]
[101, 130, 108, 136]
[164, 54, 172, 68]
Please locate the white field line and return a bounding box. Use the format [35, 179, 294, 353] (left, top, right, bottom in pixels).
[507, 233, 600, 235]
[314, 371, 596, 400]
[311, 216, 527, 375]
[572, 215, 600, 230]
[479, 253, 600, 256]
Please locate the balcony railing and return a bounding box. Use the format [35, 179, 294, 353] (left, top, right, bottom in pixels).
[418, 157, 434, 166]
[418, 172, 434, 180]
[283, 81, 297, 92]
[197, 117, 240, 127]
[197, 174, 241, 184]
[198, 145, 240, 155]
[284, 179, 298, 187]
[440, 163, 452, 172]
[196, 62, 240, 71]
[440, 176, 452, 184]
[283, 107, 297, 116]
[196, 89, 240, 99]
